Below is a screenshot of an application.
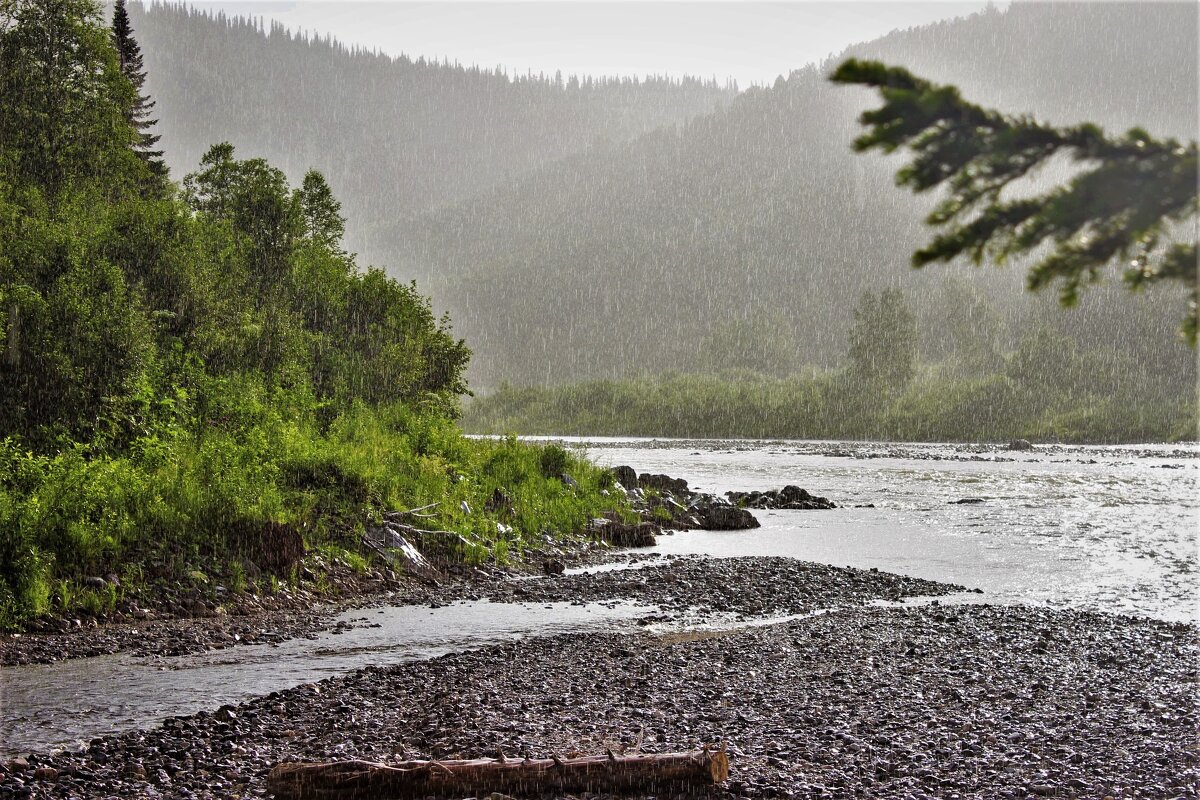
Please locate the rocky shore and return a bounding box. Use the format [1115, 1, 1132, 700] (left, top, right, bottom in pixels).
[3, 460, 1195, 799]
[0, 466, 830, 667]
[0, 552, 955, 667]
[2, 602, 1194, 799]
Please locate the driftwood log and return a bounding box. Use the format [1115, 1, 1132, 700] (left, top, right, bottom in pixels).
[267, 750, 730, 799]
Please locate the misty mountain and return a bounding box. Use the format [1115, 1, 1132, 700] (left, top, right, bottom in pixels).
[130, 2, 735, 245]
[133, 1, 1197, 391]
[393, 1, 1197, 387]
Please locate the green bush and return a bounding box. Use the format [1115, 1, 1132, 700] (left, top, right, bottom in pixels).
[463, 367, 1197, 444]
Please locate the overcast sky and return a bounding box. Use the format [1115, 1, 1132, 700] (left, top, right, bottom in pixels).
[189, 1, 997, 87]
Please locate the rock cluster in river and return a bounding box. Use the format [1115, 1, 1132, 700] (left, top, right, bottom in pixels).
[604, 466, 761, 537]
[726, 486, 836, 510]
[3, 602, 1193, 799]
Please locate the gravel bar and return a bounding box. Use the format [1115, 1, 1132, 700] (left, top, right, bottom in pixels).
[2, 600, 1195, 799]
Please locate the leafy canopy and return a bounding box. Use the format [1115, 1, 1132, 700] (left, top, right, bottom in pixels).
[830, 59, 1198, 346]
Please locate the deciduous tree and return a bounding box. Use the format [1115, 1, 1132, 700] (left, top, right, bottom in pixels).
[847, 287, 917, 390]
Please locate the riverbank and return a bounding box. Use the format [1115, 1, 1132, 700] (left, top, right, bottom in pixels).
[3, 601, 1194, 799]
[0, 550, 957, 667]
[0, 464, 846, 667]
[0, 538, 616, 667]
[462, 372, 1199, 445]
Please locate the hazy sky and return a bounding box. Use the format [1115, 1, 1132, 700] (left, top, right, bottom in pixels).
[190, 1, 997, 86]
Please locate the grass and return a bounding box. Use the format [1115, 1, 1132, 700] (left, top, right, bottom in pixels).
[462, 370, 1198, 444]
[0, 375, 628, 630]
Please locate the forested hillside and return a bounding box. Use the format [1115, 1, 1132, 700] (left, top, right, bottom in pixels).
[407, 1, 1197, 389]
[0, 0, 627, 628]
[128, 2, 1197, 398]
[129, 2, 734, 250]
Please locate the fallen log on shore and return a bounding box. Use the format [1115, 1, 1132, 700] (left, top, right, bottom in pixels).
[267, 749, 730, 799]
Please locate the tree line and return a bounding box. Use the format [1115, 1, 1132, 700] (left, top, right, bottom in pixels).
[0, 0, 620, 628]
[464, 285, 1196, 443]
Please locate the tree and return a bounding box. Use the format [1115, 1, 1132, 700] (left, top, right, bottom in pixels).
[110, 0, 166, 184]
[830, 59, 1198, 346]
[0, 0, 142, 197]
[847, 288, 917, 389]
[296, 170, 346, 251]
[184, 143, 300, 289]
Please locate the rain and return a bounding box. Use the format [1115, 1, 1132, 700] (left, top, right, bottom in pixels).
[0, 1, 1196, 798]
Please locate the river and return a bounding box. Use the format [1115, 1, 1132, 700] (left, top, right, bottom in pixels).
[2, 437, 1195, 757]
[574, 437, 1199, 622]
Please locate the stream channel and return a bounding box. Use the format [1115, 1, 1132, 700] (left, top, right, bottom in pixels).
[2, 438, 1196, 757]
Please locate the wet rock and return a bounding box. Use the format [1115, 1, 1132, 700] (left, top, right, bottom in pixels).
[727, 486, 836, 510]
[30, 767, 57, 782]
[638, 473, 689, 495]
[701, 504, 761, 530]
[595, 520, 659, 548]
[610, 465, 638, 490]
[364, 524, 440, 580]
[3, 596, 1193, 800]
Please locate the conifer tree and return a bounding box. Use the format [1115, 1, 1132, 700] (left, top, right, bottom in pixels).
[111, 0, 166, 181]
[831, 58, 1198, 346]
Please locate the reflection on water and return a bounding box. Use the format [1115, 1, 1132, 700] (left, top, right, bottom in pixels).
[572, 437, 1198, 623]
[0, 599, 653, 756]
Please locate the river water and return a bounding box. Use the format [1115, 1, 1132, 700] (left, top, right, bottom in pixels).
[2, 438, 1196, 757]
[573, 437, 1199, 623]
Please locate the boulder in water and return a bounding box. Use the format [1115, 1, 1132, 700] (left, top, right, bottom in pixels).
[701, 504, 760, 530]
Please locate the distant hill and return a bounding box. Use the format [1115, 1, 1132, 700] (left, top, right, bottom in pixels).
[395, 1, 1197, 387]
[133, 1, 1197, 391]
[130, 2, 734, 252]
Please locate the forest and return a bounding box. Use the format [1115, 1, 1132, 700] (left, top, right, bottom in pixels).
[463, 287, 1197, 443]
[0, 0, 625, 628]
[1, 0, 1195, 627]
[127, 1, 1197, 424]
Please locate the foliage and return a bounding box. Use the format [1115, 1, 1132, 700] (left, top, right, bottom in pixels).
[830, 58, 1199, 345]
[0, 0, 605, 629]
[463, 330, 1198, 445]
[0, 386, 622, 628]
[847, 288, 917, 390]
[217, 1, 1193, 389]
[0, 0, 145, 197]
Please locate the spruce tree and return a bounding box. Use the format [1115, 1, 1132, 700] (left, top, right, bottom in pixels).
[831, 58, 1198, 346]
[111, 0, 166, 181]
